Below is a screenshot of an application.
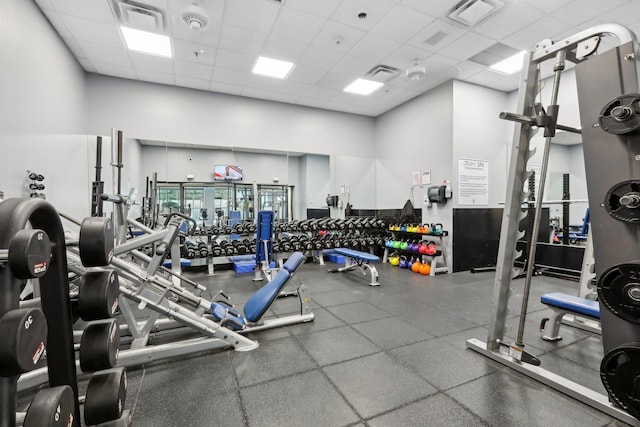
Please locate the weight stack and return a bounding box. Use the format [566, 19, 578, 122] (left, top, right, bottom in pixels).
[576, 40, 640, 418]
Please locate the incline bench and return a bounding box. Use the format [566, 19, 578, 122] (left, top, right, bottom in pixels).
[539, 292, 600, 341]
[329, 247, 380, 286]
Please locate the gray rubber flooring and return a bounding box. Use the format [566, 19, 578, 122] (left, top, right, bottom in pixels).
[121, 261, 628, 426]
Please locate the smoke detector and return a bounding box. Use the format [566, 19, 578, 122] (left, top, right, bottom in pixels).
[406, 63, 426, 81]
[181, 4, 209, 30]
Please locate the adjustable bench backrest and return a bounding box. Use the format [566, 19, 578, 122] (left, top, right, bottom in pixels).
[243, 268, 290, 322]
[283, 251, 305, 273]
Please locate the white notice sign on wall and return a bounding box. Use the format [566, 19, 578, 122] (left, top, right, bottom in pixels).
[457, 158, 489, 206]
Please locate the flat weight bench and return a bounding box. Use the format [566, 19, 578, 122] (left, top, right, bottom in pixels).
[539, 292, 600, 341]
[329, 248, 380, 287]
[209, 252, 313, 331]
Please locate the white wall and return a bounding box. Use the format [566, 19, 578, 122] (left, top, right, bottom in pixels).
[0, 0, 87, 218]
[302, 154, 330, 216]
[85, 74, 375, 157]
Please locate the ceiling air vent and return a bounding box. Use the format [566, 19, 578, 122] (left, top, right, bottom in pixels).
[366, 65, 400, 83]
[448, 0, 503, 27]
[423, 31, 449, 46]
[111, 0, 165, 32]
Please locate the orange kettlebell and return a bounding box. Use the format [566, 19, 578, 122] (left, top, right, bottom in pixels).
[419, 262, 431, 275]
[411, 258, 422, 273]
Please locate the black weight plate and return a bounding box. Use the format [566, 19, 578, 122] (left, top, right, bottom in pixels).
[0, 308, 47, 376]
[8, 229, 51, 279]
[80, 217, 115, 267]
[84, 367, 127, 426]
[599, 94, 640, 135]
[80, 319, 120, 372]
[89, 409, 131, 427]
[79, 270, 120, 321]
[24, 385, 75, 427]
[605, 180, 640, 223]
[601, 343, 640, 420]
[598, 263, 640, 323]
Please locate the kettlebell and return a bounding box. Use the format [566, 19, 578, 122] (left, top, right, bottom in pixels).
[399, 256, 408, 269]
[431, 223, 443, 235]
[411, 258, 422, 273]
[425, 241, 437, 256]
[400, 224, 407, 232]
[408, 224, 417, 233]
[389, 253, 400, 266]
[408, 257, 414, 270]
[385, 238, 394, 248]
[400, 240, 409, 251]
[419, 240, 429, 254]
[420, 224, 430, 234]
[393, 239, 402, 249]
[408, 240, 419, 252]
[419, 262, 431, 275]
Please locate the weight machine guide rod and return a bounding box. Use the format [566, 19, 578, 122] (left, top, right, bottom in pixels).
[466, 338, 640, 426]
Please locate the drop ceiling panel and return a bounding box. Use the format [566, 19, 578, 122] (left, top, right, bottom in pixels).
[453, 60, 486, 79]
[34, 0, 55, 10]
[298, 45, 345, 70]
[173, 39, 216, 66]
[59, 13, 123, 47]
[74, 40, 132, 66]
[47, 0, 115, 24]
[519, 0, 567, 14]
[40, 10, 74, 39]
[330, 55, 374, 77]
[222, 0, 281, 34]
[218, 24, 267, 55]
[136, 69, 175, 85]
[171, 27, 220, 48]
[212, 67, 251, 86]
[580, 1, 640, 29]
[311, 20, 366, 53]
[370, 5, 435, 43]
[241, 86, 274, 101]
[61, 37, 87, 59]
[473, 3, 545, 40]
[129, 51, 174, 73]
[504, 16, 573, 50]
[553, 0, 630, 26]
[209, 81, 244, 96]
[330, 0, 398, 32]
[316, 72, 354, 91]
[289, 65, 328, 85]
[381, 45, 434, 69]
[271, 7, 327, 44]
[439, 32, 498, 61]
[92, 61, 137, 80]
[285, 0, 343, 19]
[400, 0, 460, 18]
[174, 60, 212, 80]
[349, 33, 402, 63]
[175, 76, 210, 91]
[261, 35, 309, 60]
[407, 19, 467, 52]
[214, 49, 255, 71]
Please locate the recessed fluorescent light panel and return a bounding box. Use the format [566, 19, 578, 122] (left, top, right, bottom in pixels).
[344, 78, 384, 95]
[121, 26, 171, 58]
[489, 50, 527, 74]
[252, 56, 295, 79]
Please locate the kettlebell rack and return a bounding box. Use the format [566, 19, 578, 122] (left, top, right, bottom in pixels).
[382, 224, 450, 276]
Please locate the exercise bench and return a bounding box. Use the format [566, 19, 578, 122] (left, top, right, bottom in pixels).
[209, 252, 314, 332]
[539, 292, 600, 341]
[329, 247, 380, 286]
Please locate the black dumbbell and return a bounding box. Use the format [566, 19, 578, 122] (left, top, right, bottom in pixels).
[23, 385, 74, 427]
[197, 241, 208, 258]
[78, 270, 119, 321]
[0, 229, 51, 280]
[79, 217, 114, 268]
[28, 173, 45, 181]
[211, 243, 222, 257]
[84, 367, 127, 426]
[0, 308, 47, 377]
[79, 319, 120, 373]
[29, 183, 45, 191]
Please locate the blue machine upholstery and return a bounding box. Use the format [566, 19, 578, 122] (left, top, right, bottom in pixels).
[209, 301, 246, 331]
[243, 269, 290, 322]
[540, 292, 600, 318]
[162, 258, 192, 268]
[333, 248, 380, 263]
[283, 252, 306, 273]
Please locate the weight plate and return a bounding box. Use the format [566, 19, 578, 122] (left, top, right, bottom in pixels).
[80, 319, 120, 372]
[8, 229, 51, 279]
[24, 385, 75, 427]
[599, 93, 640, 135]
[0, 308, 47, 376]
[84, 367, 127, 425]
[600, 343, 640, 420]
[605, 180, 640, 223]
[598, 263, 640, 323]
[80, 217, 115, 267]
[79, 270, 120, 321]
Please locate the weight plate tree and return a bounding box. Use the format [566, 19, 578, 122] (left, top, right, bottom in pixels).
[0, 198, 81, 426]
[576, 40, 640, 416]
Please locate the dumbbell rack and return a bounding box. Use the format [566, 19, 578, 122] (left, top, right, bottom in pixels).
[382, 228, 450, 276]
[0, 198, 80, 426]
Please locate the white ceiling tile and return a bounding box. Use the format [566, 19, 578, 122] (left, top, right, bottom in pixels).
[553, 0, 629, 26]
[92, 60, 138, 80]
[401, 0, 460, 18]
[129, 52, 174, 73]
[76, 57, 97, 73]
[285, 0, 342, 18]
[330, 0, 398, 32]
[174, 60, 213, 80]
[219, 24, 267, 55]
[271, 8, 327, 44]
[289, 65, 328, 85]
[209, 81, 245, 96]
[271, 93, 300, 106]
[519, 0, 567, 13]
[466, 69, 520, 92]
[298, 45, 345, 70]
[285, 82, 339, 101]
[59, 13, 123, 47]
[503, 16, 574, 51]
[349, 33, 402, 63]
[241, 87, 274, 101]
[316, 72, 355, 91]
[212, 67, 251, 86]
[41, 10, 74, 39]
[422, 54, 458, 76]
[49, 0, 115, 24]
[452, 60, 486, 79]
[371, 5, 435, 43]
[407, 19, 467, 52]
[175, 76, 211, 91]
[244, 74, 288, 92]
[136, 69, 175, 85]
[580, 2, 640, 30]
[311, 20, 366, 53]
[171, 25, 220, 48]
[473, 3, 545, 40]
[330, 55, 373, 77]
[61, 37, 87, 59]
[440, 32, 497, 61]
[381, 45, 434, 69]
[73, 39, 132, 67]
[262, 35, 309, 61]
[222, 0, 280, 34]
[173, 39, 216, 66]
[215, 49, 255, 72]
[34, 0, 55, 10]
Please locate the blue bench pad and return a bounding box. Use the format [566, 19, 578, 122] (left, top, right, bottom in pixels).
[162, 258, 192, 268]
[283, 252, 306, 273]
[540, 292, 600, 318]
[243, 268, 290, 322]
[209, 303, 246, 331]
[333, 248, 380, 263]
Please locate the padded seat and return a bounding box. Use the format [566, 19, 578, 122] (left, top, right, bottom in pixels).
[333, 248, 380, 263]
[540, 292, 600, 318]
[283, 252, 306, 273]
[162, 258, 192, 268]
